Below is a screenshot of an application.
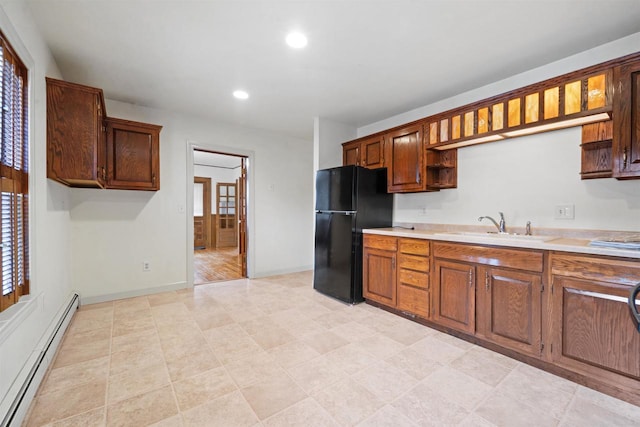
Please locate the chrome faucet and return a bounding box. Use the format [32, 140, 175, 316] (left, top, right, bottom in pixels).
[478, 212, 506, 233]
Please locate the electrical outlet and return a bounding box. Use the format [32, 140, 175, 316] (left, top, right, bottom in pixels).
[143, 261, 151, 272]
[554, 204, 575, 219]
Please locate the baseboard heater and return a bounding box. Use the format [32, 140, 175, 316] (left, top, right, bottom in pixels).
[1, 293, 79, 427]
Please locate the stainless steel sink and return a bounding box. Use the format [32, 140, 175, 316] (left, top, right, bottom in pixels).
[433, 231, 558, 242]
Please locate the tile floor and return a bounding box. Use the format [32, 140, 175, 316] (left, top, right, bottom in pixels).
[23, 271, 640, 426]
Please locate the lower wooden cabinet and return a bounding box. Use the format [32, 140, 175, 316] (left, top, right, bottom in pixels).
[363, 235, 430, 318]
[363, 246, 397, 306]
[550, 253, 640, 401]
[477, 266, 542, 357]
[433, 259, 475, 333]
[397, 238, 430, 318]
[363, 235, 397, 306]
[363, 235, 640, 405]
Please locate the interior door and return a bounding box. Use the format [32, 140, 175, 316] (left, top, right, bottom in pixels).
[193, 177, 211, 249]
[216, 182, 237, 248]
[238, 159, 248, 276]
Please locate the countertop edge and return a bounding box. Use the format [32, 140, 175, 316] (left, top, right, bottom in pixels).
[363, 228, 640, 259]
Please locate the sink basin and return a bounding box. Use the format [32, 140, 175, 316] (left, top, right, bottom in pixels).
[434, 231, 558, 243]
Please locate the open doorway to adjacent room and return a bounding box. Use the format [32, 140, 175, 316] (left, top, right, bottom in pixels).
[193, 149, 248, 284]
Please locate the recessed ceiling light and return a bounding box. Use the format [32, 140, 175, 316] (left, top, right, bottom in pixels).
[286, 31, 307, 49]
[233, 90, 249, 100]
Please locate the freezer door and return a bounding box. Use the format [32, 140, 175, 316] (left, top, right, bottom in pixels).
[315, 166, 356, 212]
[313, 212, 356, 303]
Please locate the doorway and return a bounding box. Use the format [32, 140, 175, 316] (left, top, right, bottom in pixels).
[192, 150, 248, 284]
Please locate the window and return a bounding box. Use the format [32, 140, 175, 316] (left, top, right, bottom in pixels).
[0, 30, 29, 313]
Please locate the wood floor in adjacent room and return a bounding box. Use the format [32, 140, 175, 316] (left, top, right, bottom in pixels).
[194, 247, 243, 284]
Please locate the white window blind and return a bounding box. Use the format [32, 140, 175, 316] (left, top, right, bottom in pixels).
[0, 30, 29, 313]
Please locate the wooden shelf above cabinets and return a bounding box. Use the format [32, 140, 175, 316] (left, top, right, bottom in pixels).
[426, 68, 613, 150]
[426, 148, 457, 190]
[581, 120, 613, 179]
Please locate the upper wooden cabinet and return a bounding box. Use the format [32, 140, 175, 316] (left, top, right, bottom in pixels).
[613, 61, 640, 179]
[342, 135, 385, 169]
[46, 77, 106, 188]
[384, 124, 426, 192]
[104, 118, 161, 191]
[46, 78, 162, 191]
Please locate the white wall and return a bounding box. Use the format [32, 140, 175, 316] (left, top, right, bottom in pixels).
[314, 117, 356, 171]
[71, 99, 314, 302]
[356, 32, 640, 232]
[0, 0, 72, 413]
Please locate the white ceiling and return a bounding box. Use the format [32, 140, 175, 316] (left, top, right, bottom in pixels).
[26, 0, 640, 140]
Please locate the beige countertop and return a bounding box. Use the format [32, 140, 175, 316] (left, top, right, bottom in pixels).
[364, 227, 640, 260]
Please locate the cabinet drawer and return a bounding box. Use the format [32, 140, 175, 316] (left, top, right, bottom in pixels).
[398, 254, 429, 272]
[397, 283, 430, 318]
[399, 238, 429, 256]
[399, 268, 429, 289]
[364, 235, 397, 251]
[433, 242, 543, 273]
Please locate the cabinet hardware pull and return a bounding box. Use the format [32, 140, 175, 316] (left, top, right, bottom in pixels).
[102, 167, 106, 181]
[468, 269, 473, 288]
[152, 174, 156, 185]
[485, 271, 489, 291]
[623, 147, 628, 169]
[392, 258, 395, 269]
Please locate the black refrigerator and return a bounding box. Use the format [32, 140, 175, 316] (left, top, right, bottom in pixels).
[313, 165, 393, 304]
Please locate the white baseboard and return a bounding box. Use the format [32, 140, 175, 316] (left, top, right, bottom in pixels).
[79, 281, 189, 305]
[251, 265, 313, 279]
[1, 293, 78, 427]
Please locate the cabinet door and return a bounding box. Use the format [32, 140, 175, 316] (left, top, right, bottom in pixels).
[361, 136, 384, 169]
[363, 247, 396, 307]
[613, 62, 640, 178]
[433, 259, 475, 334]
[343, 142, 360, 166]
[105, 118, 161, 190]
[385, 124, 426, 192]
[46, 78, 106, 188]
[551, 276, 640, 382]
[478, 267, 542, 357]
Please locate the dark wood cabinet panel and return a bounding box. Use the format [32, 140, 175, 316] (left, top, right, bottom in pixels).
[385, 124, 426, 192]
[397, 283, 429, 318]
[477, 267, 542, 356]
[432, 242, 544, 273]
[433, 259, 475, 333]
[613, 61, 640, 179]
[342, 135, 384, 169]
[343, 141, 360, 166]
[361, 136, 384, 169]
[363, 247, 396, 306]
[46, 77, 106, 188]
[551, 275, 640, 380]
[105, 118, 161, 191]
